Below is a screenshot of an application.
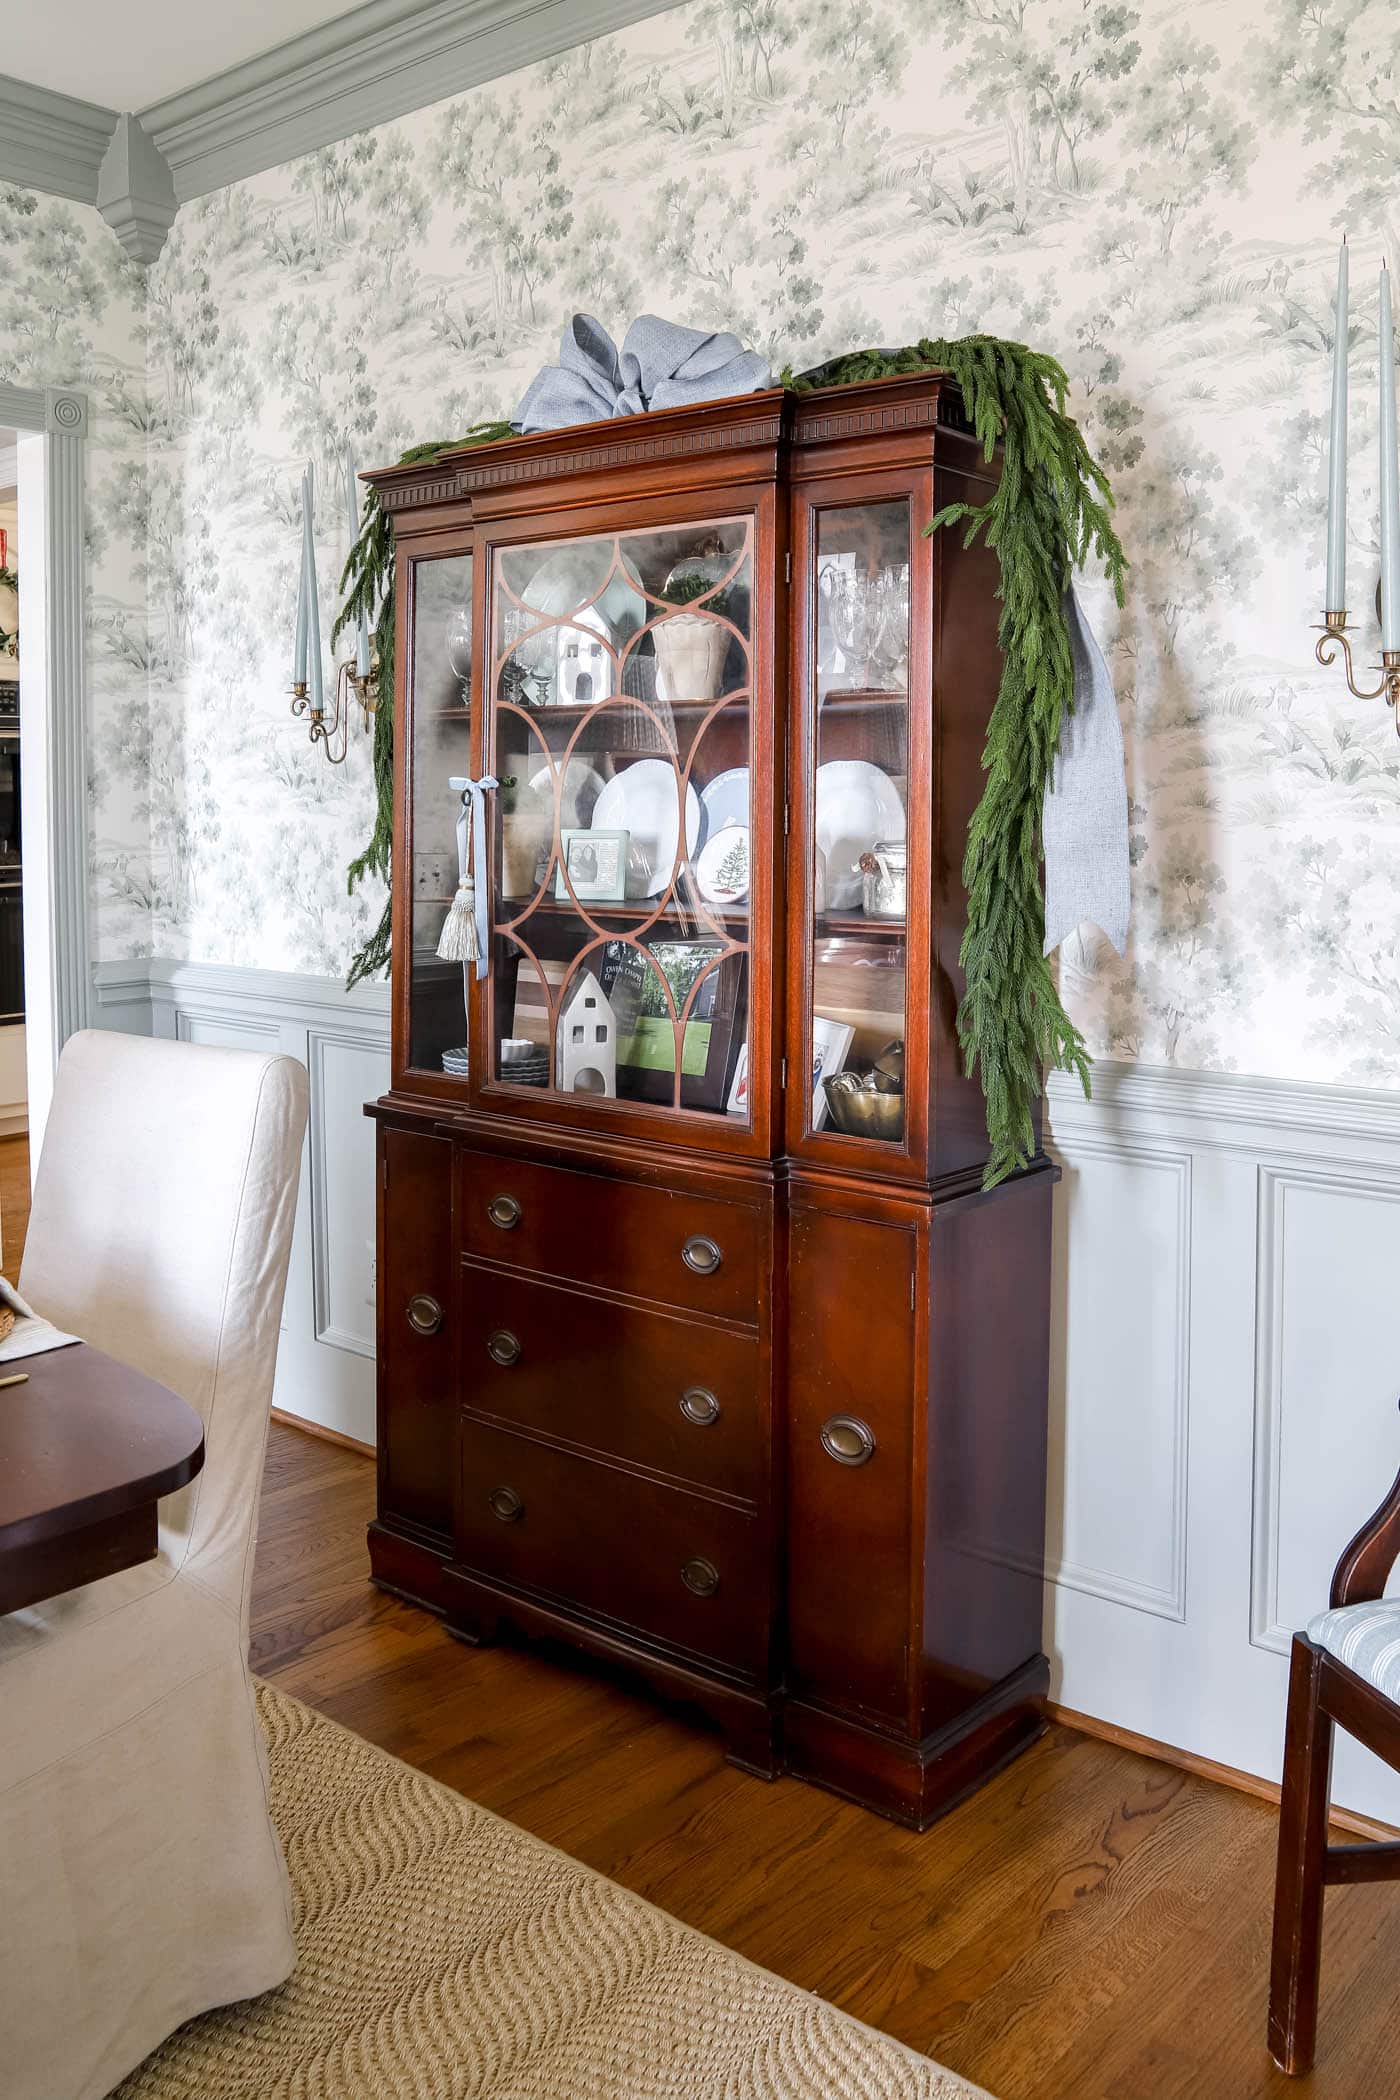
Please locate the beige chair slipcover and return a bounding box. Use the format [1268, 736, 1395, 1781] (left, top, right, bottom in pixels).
[0, 1029, 309, 2100]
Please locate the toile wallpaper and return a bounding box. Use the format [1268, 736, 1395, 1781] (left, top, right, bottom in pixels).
[0, 0, 1396, 1080]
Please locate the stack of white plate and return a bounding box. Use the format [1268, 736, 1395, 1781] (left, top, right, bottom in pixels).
[441, 1047, 470, 1077]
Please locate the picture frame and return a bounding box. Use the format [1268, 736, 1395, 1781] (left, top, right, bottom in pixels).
[601, 939, 748, 1115]
[554, 827, 629, 902]
[810, 1015, 855, 1130]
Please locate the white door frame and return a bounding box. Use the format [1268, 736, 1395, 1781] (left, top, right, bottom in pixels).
[0, 382, 91, 1151]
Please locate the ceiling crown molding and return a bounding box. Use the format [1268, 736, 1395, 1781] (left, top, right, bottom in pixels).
[0, 73, 118, 204]
[140, 0, 680, 203]
[0, 0, 677, 261]
[96, 115, 178, 265]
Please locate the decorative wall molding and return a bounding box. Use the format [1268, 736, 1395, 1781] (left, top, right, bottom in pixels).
[1, 386, 91, 1141]
[1044, 1134, 1192, 1623]
[1047, 1055, 1400, 1827]
[95, 114, 178, 265]
[1249, 1162, 1400, 1659]
[140, 0, 683, 202]
[0, 73, 117, 203]
[93, 957, 390, 1446]
[3, 0, 683, 259]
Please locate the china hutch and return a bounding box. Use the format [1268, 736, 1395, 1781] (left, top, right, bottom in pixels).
[364, 374, 1057, 1828]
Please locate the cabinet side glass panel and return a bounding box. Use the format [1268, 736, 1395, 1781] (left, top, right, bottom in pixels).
[408, 551, 474, 1075]
[486, 519, 753, 1124]
[806, 502, 910, 1143]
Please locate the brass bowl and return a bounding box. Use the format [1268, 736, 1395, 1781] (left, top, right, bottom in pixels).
[822, 1079, 904, 1141]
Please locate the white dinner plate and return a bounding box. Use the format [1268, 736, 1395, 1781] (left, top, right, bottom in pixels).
[814, 760, 906, 909]
[529, 759, 605, 827]
[699, 766, 749, 846]
[593, 761, 701, 898]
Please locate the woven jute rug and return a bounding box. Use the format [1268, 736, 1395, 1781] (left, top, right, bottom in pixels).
[116, 1681, 987, 2100]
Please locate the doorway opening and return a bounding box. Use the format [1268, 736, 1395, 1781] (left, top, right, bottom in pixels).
[0, 431, 28, 1282]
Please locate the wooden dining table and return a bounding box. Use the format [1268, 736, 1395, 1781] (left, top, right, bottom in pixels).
[0, 1343, 205, 1615]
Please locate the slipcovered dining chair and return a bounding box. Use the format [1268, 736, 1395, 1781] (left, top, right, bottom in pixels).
[1269, 1419, 1400, 2075]
[0, 1028, 308, 2100]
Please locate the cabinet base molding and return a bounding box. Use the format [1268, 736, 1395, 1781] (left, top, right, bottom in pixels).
[439, 1560, 781, 1778]
[367, 1518, 453, 1614]
[784, 1654, 1050, 1830]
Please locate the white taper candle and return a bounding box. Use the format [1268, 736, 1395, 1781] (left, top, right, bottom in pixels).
[305, 464, 324, 713]
[344, 445, 370, 679]
[1326, 235, 1348, 612]
[1379, 263, 1400, 651]
[294, 467, 309, 684]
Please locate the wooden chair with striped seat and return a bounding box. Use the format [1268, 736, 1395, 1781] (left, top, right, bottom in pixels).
[1269, 1436, 1400, 2074]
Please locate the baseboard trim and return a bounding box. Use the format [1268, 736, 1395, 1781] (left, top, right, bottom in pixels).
[270, 1407, 375, 1460]
[1050, 1702, 1399, 1843]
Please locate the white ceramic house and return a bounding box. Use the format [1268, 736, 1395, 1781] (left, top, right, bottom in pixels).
[556, 971, 616, 1096]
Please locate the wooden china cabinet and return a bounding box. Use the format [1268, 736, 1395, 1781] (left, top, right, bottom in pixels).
[364, 374, 1057, 1828]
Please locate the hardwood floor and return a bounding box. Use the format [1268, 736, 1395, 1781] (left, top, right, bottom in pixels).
[252, 1420, 1400, 2100]
[0, 1131, 28, 1284]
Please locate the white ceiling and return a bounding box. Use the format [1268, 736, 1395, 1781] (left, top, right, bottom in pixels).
[7, 0, 362, 110]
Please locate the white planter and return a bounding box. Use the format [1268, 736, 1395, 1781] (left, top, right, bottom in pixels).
[654, 613, 727, 703]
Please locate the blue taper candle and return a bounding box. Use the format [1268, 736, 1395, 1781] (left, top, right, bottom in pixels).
[293, 467, 310, 684]
[1326, 235, 1348, 612]
[305, 464, 324, 713]
[1380, 263, 1400, 651]
[344, 445, 370, 679]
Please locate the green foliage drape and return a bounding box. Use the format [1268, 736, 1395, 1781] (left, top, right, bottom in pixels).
[335, 343, 1126, 1186]
[786, 340, 1126, 1184]
[334, 428, 512, 989]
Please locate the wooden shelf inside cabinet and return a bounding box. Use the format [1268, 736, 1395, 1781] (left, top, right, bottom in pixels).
[817, 687, 907, 711]
[499, 897, 751, 931]
[816, 911, 906, 942]
[505, 693, 751, 725]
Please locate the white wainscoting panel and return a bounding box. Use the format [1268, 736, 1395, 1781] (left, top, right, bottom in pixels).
[94, 958, 390, 1447]
[1047, 1137, 1190, 1621]
[1048, 1064, 1400, 1825]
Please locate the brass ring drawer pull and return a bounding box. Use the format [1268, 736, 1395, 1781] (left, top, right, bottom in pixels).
[405, 1293, 443, 1336]
[487, 1194, 521, 1230]
[486, 1328, 521, 1367]
[820, 1415, 876, 1467]
[681, 1234, 722, 1277]
[488, 1486, 524, 1523]
[681, 1556, 719, 1597]
[679, 1386, 720, 1427]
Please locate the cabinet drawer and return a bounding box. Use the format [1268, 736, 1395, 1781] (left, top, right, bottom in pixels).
[457, 1149, 764, 1324]
[457, 1420, 768, 1679]
[460, 1262, 762, 1503]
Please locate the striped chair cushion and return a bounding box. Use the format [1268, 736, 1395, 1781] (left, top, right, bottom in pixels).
[1307, 1600, 1400, 1704]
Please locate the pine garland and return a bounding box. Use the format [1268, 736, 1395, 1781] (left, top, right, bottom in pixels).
[787, 339, 1126, 1186]
[336, 344, 1126, 1186]
[334, 428, 513, 988]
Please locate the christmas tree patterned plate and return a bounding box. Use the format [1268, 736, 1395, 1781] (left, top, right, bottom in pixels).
[698, 766, 749, 844]
[694, 822, 750, 905]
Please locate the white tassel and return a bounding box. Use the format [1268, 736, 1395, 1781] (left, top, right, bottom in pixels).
[437, 878, 479, 963]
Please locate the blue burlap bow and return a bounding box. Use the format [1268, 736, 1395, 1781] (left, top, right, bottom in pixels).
[515, 314, 772, 433]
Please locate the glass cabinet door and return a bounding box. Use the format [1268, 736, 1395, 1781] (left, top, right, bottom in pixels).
[406, 549, 475, 1076]
[482, 517, 755, 1128]
[801, 500, 911, 1149]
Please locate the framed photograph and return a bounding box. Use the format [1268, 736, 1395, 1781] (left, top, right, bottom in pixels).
[602, 938, 748, 1114]
[554, 827, 629, 902]
[810, 1015, 855, 1130]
